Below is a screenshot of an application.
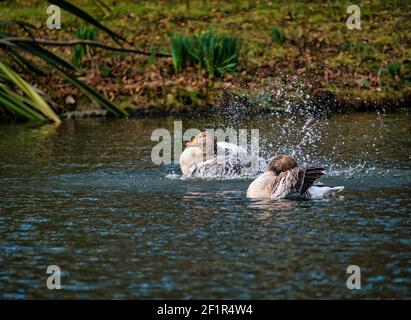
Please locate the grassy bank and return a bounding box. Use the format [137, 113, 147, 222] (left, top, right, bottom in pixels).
[1, 0, 410, 118]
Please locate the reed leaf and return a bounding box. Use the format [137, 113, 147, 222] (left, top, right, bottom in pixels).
[6, 48, 46, 76]
[0, 1, 129, 120]
[49, 61, 128, 118]
[0, 89, 46, 121]
[0, 61, 61, 123]
[2, 40, 126, 117]
[48, 0, 127, 46]
[0, 83, 53, 116]
[15, 42, 77, 71]
[0, 19, 36, 38]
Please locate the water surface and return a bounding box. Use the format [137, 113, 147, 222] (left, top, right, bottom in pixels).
[0, 111, 410, 299]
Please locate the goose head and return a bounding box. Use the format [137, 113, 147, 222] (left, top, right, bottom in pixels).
[265, 154, 297, 175]
[180, 132, 216, 175]
[186, 132, 217, 155]
[186, 131, 212, 146]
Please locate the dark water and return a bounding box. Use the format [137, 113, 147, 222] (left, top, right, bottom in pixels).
[0, 111, 410, 299]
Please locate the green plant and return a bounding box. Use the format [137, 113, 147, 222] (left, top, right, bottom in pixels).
[387, 63, 400, 77]
[0, 0, 128, 120]
[271, 27, 284, 44]
[170, 30, 239, 77]
[72, 26, 97, 67]
[99, 65, 111, 77]
[171, 34, 188, 73]
[0, 61, 60, 123]
[403, 60, 411, 85]
[49, 0, 126, 46]
[148, 47, 158, 65]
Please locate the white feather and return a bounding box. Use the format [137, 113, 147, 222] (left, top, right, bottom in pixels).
[306, 186, 344, 199]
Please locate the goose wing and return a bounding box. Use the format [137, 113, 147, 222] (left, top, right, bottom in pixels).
[270, 167, 325, 199]
[295, 168, 325, 195]
[188, 155, 245, 178]
[270, 168, 299, 199]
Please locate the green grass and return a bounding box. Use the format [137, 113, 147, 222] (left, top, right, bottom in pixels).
[171, 30, 239, 77]
[1, 0, 410, 113]
[0, 61, 60, 123]
[72, 26, 97, 67]
[0, 1, 129, 120]
[271, 27, 284, 44]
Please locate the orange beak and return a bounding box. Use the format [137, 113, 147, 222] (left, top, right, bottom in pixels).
[186, 137, 195, 146]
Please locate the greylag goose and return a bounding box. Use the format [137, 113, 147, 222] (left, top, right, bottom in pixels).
[247, 154, 344, 200]
[179, 132, 251, 178]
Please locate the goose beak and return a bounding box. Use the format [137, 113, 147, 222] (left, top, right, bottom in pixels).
[186, 138, 195, 146]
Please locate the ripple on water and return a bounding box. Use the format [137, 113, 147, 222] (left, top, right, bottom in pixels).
[0, 112, 410, 299]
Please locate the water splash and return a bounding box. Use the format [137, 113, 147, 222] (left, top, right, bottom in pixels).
[167, 75, 392, 180]
[247, 76, 333, 168]
[327, 162, 390, 178]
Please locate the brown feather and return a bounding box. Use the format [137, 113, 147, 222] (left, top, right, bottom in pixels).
[270, 167, 325, 199]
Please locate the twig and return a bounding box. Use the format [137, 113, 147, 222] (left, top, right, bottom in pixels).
[2, 37, 172, 57]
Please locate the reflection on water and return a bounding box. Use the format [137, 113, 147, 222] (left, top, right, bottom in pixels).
[0, 111, 410, 299]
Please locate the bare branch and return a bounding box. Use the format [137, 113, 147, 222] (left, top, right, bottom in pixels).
[2, 37, 171, 57]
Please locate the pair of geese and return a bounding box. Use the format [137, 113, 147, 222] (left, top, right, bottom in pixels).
[180, 132, 344, 200]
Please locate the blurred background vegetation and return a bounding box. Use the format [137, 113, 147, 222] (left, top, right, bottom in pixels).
[0, 0, 410, 122]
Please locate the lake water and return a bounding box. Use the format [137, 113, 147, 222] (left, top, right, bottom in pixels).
[0, 110, 410, 299]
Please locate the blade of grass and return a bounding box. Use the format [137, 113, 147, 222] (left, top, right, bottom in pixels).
[0, 89, 46, 121]
[15, 42, 77, 71]
[6, 48, 46, 76]
[51, 62, 128, 118]
[0, 83, 51, 114]
[5, 41, 127, 118]
[0, 19, 37, 38]
[48, 0, 127, 46]
[0, 62, 61, 123]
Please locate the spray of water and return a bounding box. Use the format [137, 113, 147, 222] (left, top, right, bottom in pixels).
[166, 74, 388, 179]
